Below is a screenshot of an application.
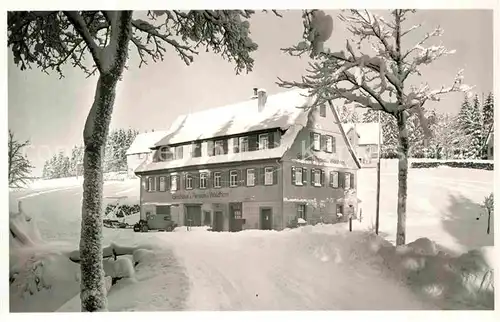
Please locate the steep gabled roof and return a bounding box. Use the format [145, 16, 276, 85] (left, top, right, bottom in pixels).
[135, 90, 362, 173]
[342, 122, 383, 145]
[126, 131, 169, 155]
[154, 89, 312, 147]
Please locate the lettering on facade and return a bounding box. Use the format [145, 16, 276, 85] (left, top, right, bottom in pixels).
[172, 190, 230, 200]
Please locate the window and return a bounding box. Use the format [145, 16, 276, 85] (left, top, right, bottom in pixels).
[175, 146, 183, 159]
[259, 134, 269, 150]
[192, 142, 202, 158]
[297, 204, 306, 220]
[159, 147, 173, 162]
[148, 177, 155, 192]
[313, 169, 321, 187]
[170, 175, 178, 191]
[336, 204, 344, 217]
[345, 172, 351, 189]
[213, 172, 222, 188]
[319, 104, 326, 117]
[240, 137, 249, 152]
[325, 136, 333, 153]
[313, 132, 321, 151]
[246, 169, 255, 186]
[159, 176, 166, 192]
[185, 174, 193, 190]
[200, 172, 208, 189]
[264, 167, 273, 185]
[295, 167, 303, 185]
[215, 140, 224, 155]
[330, 171, 339, 188]
[230, 170, 238, 187]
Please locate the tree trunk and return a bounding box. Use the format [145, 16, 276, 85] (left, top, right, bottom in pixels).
[396, 111, 409, 246]
[79, 11, 132, 312]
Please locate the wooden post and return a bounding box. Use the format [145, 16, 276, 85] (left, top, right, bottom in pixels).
[375, 160, 381, 235]
[349, 217, 352, 232]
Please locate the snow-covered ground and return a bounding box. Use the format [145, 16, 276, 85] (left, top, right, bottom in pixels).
[8, 166, 494, 312]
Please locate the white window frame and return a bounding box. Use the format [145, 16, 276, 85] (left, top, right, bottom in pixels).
[264, 167, 273, 185]
[171, 175, 178, 191]
[148, 177, 155, 192]
[258, 134, 268, 150]
[239, 137, 249, 152]
[246, 168, 255, 186]
[185, 174, 193, 190]
[200, 172, 208, 189]
[295, 167, 303, 186]
[331, 171, 339, 188]
[214, 172, 222, 188]
[214, 140, 224, 155]
[230, 170, 238, 187]
[313, 133, 321, 151]
[159, 176, 166, 192]
[345, 173, 351, 189]
[326, 136, 333, 153]
[298, 204, 306, 219]
[314, 169, 321, 187]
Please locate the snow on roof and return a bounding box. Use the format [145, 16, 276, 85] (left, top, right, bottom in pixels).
[136, 125, 304, 172]
[126, 131, 169, 155]
[154, 89, 312, 147]
[342, 122, 383, 145]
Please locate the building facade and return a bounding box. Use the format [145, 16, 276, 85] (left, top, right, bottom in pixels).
[135, 89, 361, 231]
[126, 131, 169, 177]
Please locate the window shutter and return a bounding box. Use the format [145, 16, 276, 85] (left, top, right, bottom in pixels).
[248, 135, 258, 151]
[222, 140, 228, 154]
[268, 132, 274, 149]
[207, 141, 214, 156]
[244, 168, 248, 186]
[310, 132, 315, 150]
[321, 169, 326, 186]
[332, 137, 336, 153]
[339, 172, 345, 188]
[156, 176, 161, 191]
[233, 138, 239, 153]
[145, 177, 149, 191]
[291, 166, 296, 185]
[350, 172, 355, 189]
[302, 167, 307, 185]
[273, 167, 278, 185]
[179, 147, 184, 159]
[311, 169, 315, 185]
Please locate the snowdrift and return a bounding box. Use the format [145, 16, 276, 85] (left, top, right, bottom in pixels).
[284, 225, 494, 309]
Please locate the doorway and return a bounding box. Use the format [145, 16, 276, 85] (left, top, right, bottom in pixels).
[185, 205, 202, 227]
[229, 202, 243, 232]
[260, 207, 273, 230]
[213, 211, 224, 232]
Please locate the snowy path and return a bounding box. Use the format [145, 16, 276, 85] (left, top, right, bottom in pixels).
[156, 229, 437, 310]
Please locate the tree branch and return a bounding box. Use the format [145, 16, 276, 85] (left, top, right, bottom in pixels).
[63, 11, 103, 73]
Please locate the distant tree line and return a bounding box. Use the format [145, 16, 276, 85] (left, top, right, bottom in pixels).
[339, 91, 494, 160]
[42, 128, 138, 179]
[8, 129, 34, 188]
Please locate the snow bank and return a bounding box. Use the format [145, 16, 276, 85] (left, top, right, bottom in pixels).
[294, 225, 495, 309]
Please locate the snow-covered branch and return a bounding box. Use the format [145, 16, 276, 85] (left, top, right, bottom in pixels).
[63, 11, 104, 74]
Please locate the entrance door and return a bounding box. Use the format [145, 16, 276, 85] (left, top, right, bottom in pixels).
[260, 208, 273, 230]
[185, 205, 202, 227]
[229, 202, 243, 232]
[213, 211, 224, 232]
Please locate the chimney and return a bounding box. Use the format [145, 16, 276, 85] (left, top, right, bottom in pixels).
[257, 88, 267, 112]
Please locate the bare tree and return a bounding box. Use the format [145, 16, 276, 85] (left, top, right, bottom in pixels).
[8, 10, 267, 311]
[8, 130, 34, 188]
[278, 9, 472, 245]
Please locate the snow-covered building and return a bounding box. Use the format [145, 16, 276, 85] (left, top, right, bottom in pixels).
[126, 130, 169, 177]
[135, 88, 361, 231]
[342, 122, 382, 166]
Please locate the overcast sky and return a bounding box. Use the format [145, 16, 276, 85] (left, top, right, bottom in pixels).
[8, 10, 493, 176]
